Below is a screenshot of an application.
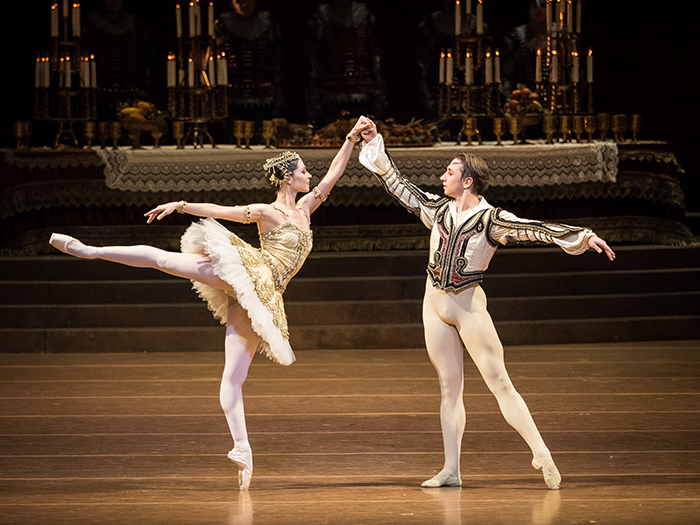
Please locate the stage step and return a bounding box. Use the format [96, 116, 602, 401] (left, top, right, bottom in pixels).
[1, 244, 699, 353]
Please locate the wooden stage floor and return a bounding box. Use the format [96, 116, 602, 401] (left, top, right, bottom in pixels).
[1, 341, 699, 524]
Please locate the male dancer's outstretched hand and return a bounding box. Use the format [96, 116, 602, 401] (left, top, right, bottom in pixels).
[588, 235, 616, 261]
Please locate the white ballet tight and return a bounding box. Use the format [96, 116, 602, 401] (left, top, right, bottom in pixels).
[67, 238, 256, 454]
[422, 281, 552, 478]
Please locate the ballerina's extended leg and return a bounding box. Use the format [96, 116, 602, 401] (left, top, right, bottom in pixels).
[49, 233, 228, 289]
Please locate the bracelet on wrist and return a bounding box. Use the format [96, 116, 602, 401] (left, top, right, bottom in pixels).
[346, 134, 361, 143]
[177, 200, 187, 214]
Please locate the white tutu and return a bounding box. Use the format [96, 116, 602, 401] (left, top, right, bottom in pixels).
[180, 218, 295, 366]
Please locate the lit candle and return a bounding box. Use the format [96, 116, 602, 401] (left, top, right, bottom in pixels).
[587, 48, 593, 82]
[72, 3, 81, 38]
[206, 54, 214, 86]
[80, 55, 89, 87]
[195, 0, 202, 36]
[465, 51, 473, 84]
[175, 4, 182, 38]
[549, 50, 558, 83]
[439, 50, 445, 84]
[494, 49, 501, 84]
[208, 2, 215, 38]
[167, 54, 176, 87]
[557, 0, 563, 31]
[571, 50, 579, 83]
[189, 2, 195, 36]
[218, 52, 228, 86]
[476, 0, 483, 34]
[576, 0, 582, 33]
[90, 54, 96, 88]
[485, 50, 492, 84]
[445, 51, 453, 86]
[51, 3, 59, 37]
[64, 55, 72, 88]
[43, 56, 51, 88]
[535, 49, 542, 82]
[566, 0, 572, 32]
[455, 1, 461, 36]
[188, 57, 195, 87]
[35, 56, 42, 88]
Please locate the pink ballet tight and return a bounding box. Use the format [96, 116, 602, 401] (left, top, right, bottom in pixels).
[67, 238, 255, 454]
[423, 281, 552, 479]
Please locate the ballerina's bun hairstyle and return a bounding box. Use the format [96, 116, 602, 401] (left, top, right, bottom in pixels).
[262, 151, 301, 188]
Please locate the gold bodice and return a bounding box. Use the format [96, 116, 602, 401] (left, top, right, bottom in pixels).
[259, 221, 313, 292]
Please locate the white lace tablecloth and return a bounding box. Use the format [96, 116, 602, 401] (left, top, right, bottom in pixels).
[96, 141, 618, 193]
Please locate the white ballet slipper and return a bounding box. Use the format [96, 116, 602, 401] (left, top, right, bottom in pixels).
[228, 447, 253, 491]
[532, 456, 561, 490]
[49, 233, 97, 259]
[421, 469, 462, 488]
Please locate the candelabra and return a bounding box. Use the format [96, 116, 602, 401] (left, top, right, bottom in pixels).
[34, 2, 97, 148]
[166, 1, 227, 149]
[437, 0, 594, 143]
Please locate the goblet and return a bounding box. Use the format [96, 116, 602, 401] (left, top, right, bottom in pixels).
[630, 114, 642, 143]
[151, 129, 163, 148]
[233, 120, 245, 148]
[597, 113, 610, 141]
[612, 114, 628, 143]
[492, 117, 505, 146]
[97, 121, 110, 148]
[461, 117, 478, 146]
[507, 115, 520, 145]
[559, 115, 571, 143]
[13, 121, 31, 150]
[109, 122, 122, 150]
[172, 121, 185, 149]
[572, 116, 585, 143]
[584, 114, 597, 142]
[262, 120, 275, 148]
[244, 121, 255, 149]
[83, 121, 96, 149]
[543, 114, 557, 144]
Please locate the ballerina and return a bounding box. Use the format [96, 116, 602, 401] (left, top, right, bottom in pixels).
[49, 116, 372, 490]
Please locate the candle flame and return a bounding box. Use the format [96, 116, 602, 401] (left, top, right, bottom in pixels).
[73, 3, 80, 8]
[572, 51, 578, 57]
[552, 49, 557, 56]
[486, 51, 490, 58]
[176, 4, 180, 8]
[456, 0, 460, 5]
[588, 48, 593, 56]
[537, 49, 542, 56]
[495, 49, 500, 57]
[447, 52, 452, 58]
[51, 4, 57, 9]
[441, 51, 445, 58]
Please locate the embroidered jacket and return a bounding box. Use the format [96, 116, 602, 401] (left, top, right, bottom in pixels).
[359, 135, 595, 293]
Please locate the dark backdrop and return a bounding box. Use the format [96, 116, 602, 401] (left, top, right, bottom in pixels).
[2, 1, 698, 209]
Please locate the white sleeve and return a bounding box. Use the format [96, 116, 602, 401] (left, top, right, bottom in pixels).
[489, 209, 594, 255]
[358, 134, 448, 229]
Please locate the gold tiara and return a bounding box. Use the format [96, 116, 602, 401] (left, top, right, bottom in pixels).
[263, 151, 300, 187]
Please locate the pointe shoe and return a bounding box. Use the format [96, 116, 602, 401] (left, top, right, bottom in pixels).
[49, 233, 96, 259]
[532, 457, 561, 490]
[228, 447, 253, 491]
[421, 469, 462, 488]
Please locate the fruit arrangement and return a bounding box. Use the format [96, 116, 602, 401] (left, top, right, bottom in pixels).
[505, 86, 544, 117]
[120, 101, 158, 121]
